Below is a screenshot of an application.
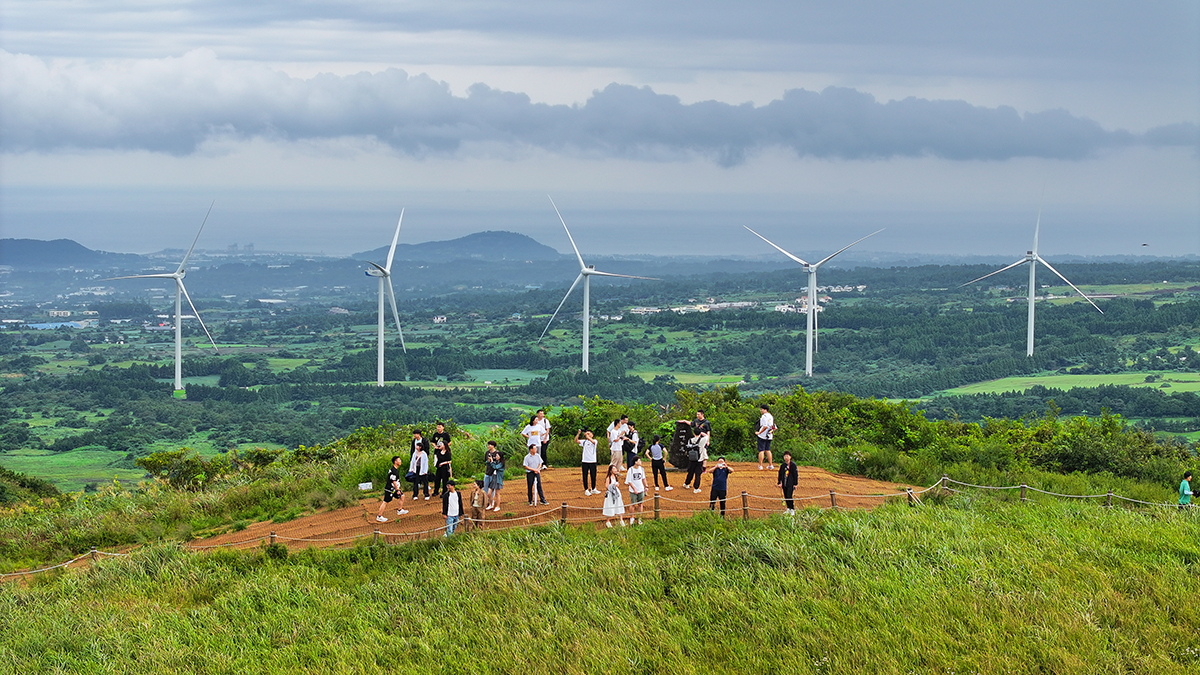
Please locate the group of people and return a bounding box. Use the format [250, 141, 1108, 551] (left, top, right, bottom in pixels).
[376, 404, 795, 533]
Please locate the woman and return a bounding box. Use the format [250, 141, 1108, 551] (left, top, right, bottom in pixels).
[602, 464, 626, 528]
[430, 440, 453, 497]
[576, 428, 599, 495]
[484, 441, 505, 511]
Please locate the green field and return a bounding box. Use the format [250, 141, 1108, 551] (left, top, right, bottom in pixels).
[936, 372, 1200, 396]
[631, 369, 747, 384]
[0, 447, 144, 492]
[463, 368, 546, 384]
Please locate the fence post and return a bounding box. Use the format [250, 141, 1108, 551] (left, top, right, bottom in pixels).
[1020, 483, 1027, 503]
[654, 494, 661, 521]
[941, 474, 948, 497]
[373, 529, 380, 545]
[90, 546, 98, 564]
[1106, 490, 1113, 508]
[270, 531, 276, 545]
[829, 490, 838, 510]
[907, 488, 916, 507]
[741, 491, 749, 520]
[560, 502, 567, 525]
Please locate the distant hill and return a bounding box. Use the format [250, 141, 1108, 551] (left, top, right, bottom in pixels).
[0, 239, 146, 269]
[353, 231, 563, 262]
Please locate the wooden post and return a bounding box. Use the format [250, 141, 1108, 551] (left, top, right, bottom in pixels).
[1106, 490, 1113, 508]
[1020, 483, 1027, 502]
[90, 546, 98, 564]
[373, 529, 380, 545]
[654, 494, 661, 520]
[270, 531, 276, 545]
[560, 502, 567, 525]
[907, 488, 916, 507]
[741, 491, 749, 520]
[829, 490, 838, 510]
[941, 474, 948, 497]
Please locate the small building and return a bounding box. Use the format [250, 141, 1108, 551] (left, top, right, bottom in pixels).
[432, 315, 447, 324]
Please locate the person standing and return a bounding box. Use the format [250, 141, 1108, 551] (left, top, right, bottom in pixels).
[756, 404, 777, 471]
[534, 409, 553, 469]
[681, 411, 711, 493]
[625, 456, 648, 524]
[431, 421, 452, 481]
[523, 444, 547, 506]
[576, 428, 599, 495]
[430, 422, 452, 457]
[430, 438, 453, 498]
[483, 440, 506, 511]
[777, 451, 798, 514]
[1181, 471, 1194, 510]
[408, 433, 430, 500]
[607, 416, 629, 472]
[706, 457, 733, 517]
[646, 434, 671, 492]
[467, 479, 487, 531]
[602, 465, 626, 528]
[522, 415, 545, 459]
[442, 480, 463, 536]
[624, 422, 641, 471]
[376, 455, 407, 522]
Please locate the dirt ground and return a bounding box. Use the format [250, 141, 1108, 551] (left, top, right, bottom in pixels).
[188, 462, 921, 552]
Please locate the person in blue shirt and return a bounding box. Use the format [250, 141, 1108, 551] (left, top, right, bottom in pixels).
[705, 456, 734, 517]
[1180, 471, 1193, 510]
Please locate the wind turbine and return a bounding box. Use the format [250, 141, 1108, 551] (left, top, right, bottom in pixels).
[106, 202, 220, 391]
[539, 197, 657, 373]
[959, 210, 1102, 357]
[746, 226, 883, 377]
[364, 211, 407, 387]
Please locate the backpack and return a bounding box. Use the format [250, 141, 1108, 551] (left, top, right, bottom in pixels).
[686, 440, 700, 462]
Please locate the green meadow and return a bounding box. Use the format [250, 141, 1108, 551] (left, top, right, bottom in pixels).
[936, 372, 1200, 396]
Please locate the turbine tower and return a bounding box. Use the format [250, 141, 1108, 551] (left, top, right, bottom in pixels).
[106, 203, 220, 391]
[746, 226, 882, 377]
[364, 211, 407, 386]
[539, 197, 657, 373]
[960, 210, 1102, 356]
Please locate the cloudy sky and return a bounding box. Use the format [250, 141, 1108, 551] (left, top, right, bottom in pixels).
[1, 1, 1197, 258]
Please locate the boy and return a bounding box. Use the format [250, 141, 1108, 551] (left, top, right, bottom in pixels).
[376, 455, 407, 522]
[625, 456, 648, 524]
[756, 404, 777, 470]
[442, 480, 463, 535]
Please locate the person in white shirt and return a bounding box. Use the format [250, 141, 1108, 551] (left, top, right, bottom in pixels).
[576, 428, 599, 495]
[534, 409, 553, 468]
[522, 416, 544, 452]
[624, 457, 648, 524]
[756, 404, 777, 470]
[607, 415, 629, 472]
[523, 444, 547, 505]
[441, 481, 463, 535]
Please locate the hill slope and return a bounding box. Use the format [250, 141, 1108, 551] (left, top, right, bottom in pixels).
[0, 238, 146, 269]
[353, 230, 563, 262]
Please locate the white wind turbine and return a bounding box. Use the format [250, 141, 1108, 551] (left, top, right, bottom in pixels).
[106, 203, 220, 391]
[364, 211, 408, 386]
[960, 210, 1102, 357]
[746, 226, 883, 377]
[539, 197, 657, 373]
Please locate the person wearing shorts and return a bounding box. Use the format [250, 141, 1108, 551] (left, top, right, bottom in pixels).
[376, 455, 407, 522]
[607, 416, 628, 472]
[625, 457, 648, 524]
[756, 404, 776, 470]
[483, 441, 505, 511]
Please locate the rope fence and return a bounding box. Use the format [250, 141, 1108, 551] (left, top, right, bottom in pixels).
[5, 474, 1194, 580]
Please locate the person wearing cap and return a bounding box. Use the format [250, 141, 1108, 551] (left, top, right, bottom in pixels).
[442, 480, 463, 535]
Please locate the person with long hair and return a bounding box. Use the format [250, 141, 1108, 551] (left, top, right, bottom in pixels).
[602, 464, 626, 528]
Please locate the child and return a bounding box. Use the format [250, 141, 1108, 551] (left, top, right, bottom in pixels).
[576, 428, 599, 495]
[602, 464, 626, 528]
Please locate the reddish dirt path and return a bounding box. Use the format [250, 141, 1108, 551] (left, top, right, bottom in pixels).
[188, 462, 920, 551]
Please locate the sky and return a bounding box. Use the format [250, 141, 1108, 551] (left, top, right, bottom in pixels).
[1, 1, 1197, 259]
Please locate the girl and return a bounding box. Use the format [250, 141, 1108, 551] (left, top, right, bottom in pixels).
[602, 464, 626, 528]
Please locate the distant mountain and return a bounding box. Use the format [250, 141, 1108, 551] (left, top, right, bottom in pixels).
[353, 231, 563, 262]
[0, 239, 147, 269]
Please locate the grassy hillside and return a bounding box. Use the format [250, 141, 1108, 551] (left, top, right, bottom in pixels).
[2, 499, 1197, 674]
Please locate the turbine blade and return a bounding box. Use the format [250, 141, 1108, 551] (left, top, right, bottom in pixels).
[103, 273, 177, 281]
[1035, 255, 1104, 314]
[587, 269, 659, 281]
[366, 261, 387, 274]
[744, 226, 810, 267]
[178, 200, 215, 274]
[812, 229, 884, 268]
[539, 273, 583, 341]
[178, 280, 220, 354]
[957, 259, 1029, 288]
[1032, 208, 1041, 256]
[385, 209, 404, 272]
[548, 195, 587, 270]
[386, 278, 407, 352]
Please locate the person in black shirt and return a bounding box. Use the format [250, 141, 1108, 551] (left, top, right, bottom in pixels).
[431, 422, 452, 457]
[705, 456, 733, 517]
[430, 439, 453, 497]
[777, 451, 799, 514]
[376, 455, 407, 522]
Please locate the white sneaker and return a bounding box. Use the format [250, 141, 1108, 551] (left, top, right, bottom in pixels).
[585, 489, 591, 496]
[397, 509, 409, 515]
[424, 496, 430, 501]
[665, 486, 673, 491]
[619, 519, 626, 527]
[376, 516, 388, 522]
[769, 465, 775, 470]
[758, 465, 764, 470]
[655, 486, 659, 492]
[606, 521, 613, 528]
[693, 488, 701, 494]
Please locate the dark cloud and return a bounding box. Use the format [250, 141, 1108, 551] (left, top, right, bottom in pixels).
[2, 50, 1194, 163]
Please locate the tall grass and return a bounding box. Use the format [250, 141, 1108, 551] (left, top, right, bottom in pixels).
[2, 499, 1198, 673]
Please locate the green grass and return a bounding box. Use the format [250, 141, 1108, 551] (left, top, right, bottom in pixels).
[935, 372, 1200, 396]
[463, 368, 546, 384]
[1, 499, 1197, 673]
[630, 369, 747, 384]
[0, 447, 145, 492]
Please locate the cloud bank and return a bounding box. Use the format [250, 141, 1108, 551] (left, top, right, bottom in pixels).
[3, 50, 1195, 165]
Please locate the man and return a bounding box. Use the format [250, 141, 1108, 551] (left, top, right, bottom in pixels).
[777, 451, 798, 514]
[607, 415, 629, 472]
[431, 422, 452, 458]
[408, 430, 430, 500]
[376, 455, 408, 522]
[624, 422, 641, 471]
[442, 480, 463, 536]
[681, 410, 711, 493]
[625, 456, 648, 524]
[534, 409, 552, 469]
[576, 428, 599, 495]
[523, 444, 548, 506]
[756, 404, 777, 471]
[646, 434, 671, 492]
[706, 457, 733, 517]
